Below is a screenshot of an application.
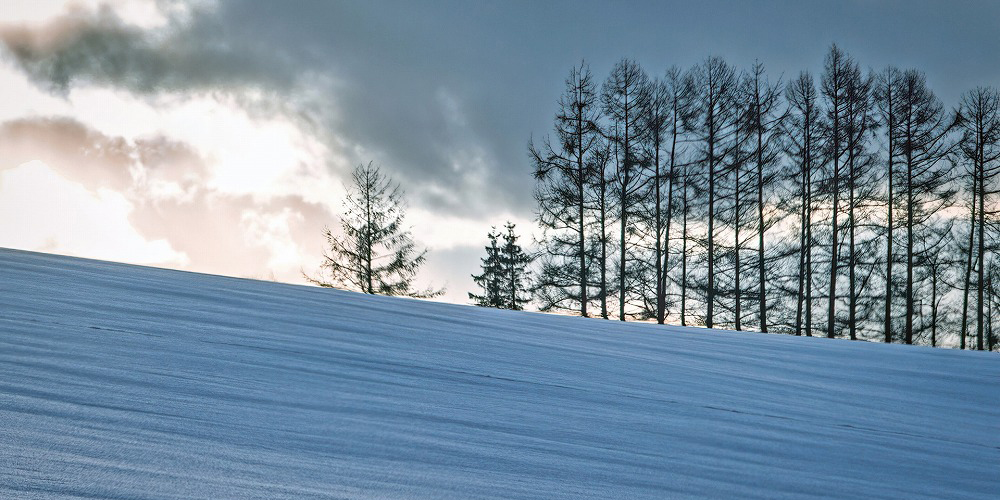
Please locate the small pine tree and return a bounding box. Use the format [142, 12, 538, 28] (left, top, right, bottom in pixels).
[470, 222, 533, 310]
[500, 222, 533, 310]
[469, 228, 505, 308]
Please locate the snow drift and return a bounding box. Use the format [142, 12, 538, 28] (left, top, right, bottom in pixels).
[1, 248, 997, 499]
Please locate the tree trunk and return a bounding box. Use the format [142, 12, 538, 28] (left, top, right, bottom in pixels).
[707, 107, 716, 329]
[734, 126, 742, 331]
[681, 161, 688, 326]
[661, 108, 679, 326]
[577, 105, 588, 318]
[930, 271, 938, 347]
[977, 150, 986, 350]
[848, 122, 857, 341]
[756, 112, 767, 333]
[960, 184, 976, 350]
[904, 115, 915, 345]
[655, 135, 664, 324]
[828, 112, 840, 339]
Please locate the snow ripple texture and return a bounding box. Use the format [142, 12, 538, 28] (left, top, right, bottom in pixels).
[1, 248, 997, 499]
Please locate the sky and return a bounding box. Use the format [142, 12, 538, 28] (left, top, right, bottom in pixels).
[1, 0, 999, 305]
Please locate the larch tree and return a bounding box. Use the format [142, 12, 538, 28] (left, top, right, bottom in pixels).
[531, 62, 601, 316]
[875, 66, 904, 343]
[957, 86, 1000, 350]
[894, 69, 957, 345]
[820, 44, 853, 339]
[639, 76, 671, 323]
[589, 137, 615, 319]
[688, 56, 739, 328]
[660, 66, 695, 325]
[841, 61, 877, 341]
[742, 61, 786, 332]
[307, 162, 443, 298]
[785, 71, 822, 337]
[638, 70, 693, 324]
[602, 58, 651, 321]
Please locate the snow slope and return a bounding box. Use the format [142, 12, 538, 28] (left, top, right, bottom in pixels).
[1, 248, 997, 499]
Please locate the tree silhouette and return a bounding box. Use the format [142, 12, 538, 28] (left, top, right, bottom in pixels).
[471, 222, 532, 310]
[306, 162, 443, 298]
[470, 227, 504, 308]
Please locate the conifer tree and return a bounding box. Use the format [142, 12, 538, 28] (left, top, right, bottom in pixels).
[307, 162, 443, 298]
[472, 223, 533, 310]
[501, 222, 534, 310]
[470, 228, 505, 308]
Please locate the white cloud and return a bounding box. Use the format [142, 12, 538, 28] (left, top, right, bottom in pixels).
[240, 207, 304, 272]
[407, 207, 538, 251]
[0, 62, 68, 121]
[0, 0, 509, 301]
[0, 160, 188, 265]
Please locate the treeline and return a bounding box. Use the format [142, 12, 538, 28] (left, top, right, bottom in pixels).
[529, 45, 1000, 351]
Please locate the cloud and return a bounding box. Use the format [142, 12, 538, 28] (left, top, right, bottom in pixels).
[0, 114, 336, 283]
[0, 0, 537, 301]
[0, 1, 295, 95]
[0, 0, 537, 217]
[0, 116, 135, 190]
[0, 160, 187, 266]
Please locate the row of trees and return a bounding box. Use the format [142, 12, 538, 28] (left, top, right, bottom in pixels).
[530, 46, 1000, 350]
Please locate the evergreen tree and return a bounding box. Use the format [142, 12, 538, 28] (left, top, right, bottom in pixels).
[470, 228, 504, 308]
[472, 223, 533, 310]
[501, 222, 534, 310]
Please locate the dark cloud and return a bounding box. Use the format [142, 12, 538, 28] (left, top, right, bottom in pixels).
[0, 4, 296, 95]
[210, 0, 1000, 218]
[6, 1, 1000, 221]
[5, 0, 1000, 299]
[213, 0, 544, 217]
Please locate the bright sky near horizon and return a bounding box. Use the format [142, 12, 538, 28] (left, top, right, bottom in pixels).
[2, 0, 998, 304]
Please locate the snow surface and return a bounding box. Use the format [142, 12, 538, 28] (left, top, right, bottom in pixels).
[1, 248, 998, 499]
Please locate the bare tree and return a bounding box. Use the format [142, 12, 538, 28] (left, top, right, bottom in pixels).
[531, 62, 601, 315]
[590, 138, 615, 318]
[819, 44, 852, 339]
[307, 162, 442, 298]
[875, 66, 903, 343]
[895, 70, 957, 345]
[786, 71, 822, 336]
[957, 86, 1000, 349]
[688, 56, 739, 328]
[602, 58, 651, 320]
[842, 63, 877, 341]
[743, 61, 786, 332]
